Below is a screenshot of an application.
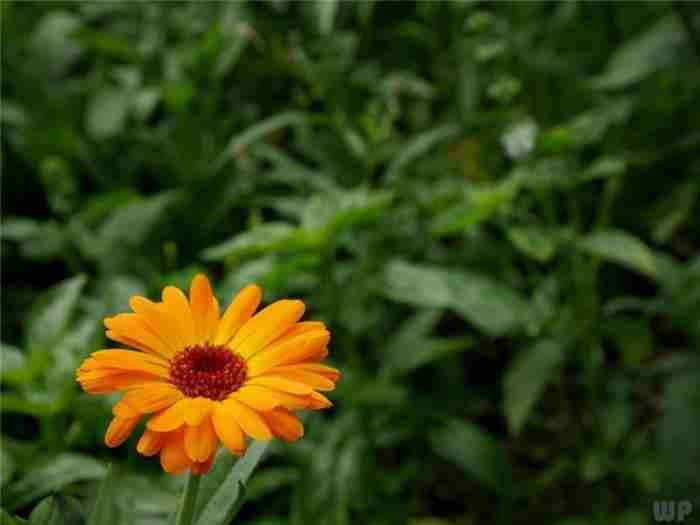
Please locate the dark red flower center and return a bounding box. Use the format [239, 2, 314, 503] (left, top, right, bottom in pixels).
[169, 344, 247, 400]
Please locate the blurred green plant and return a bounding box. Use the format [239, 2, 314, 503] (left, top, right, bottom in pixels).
[2, 1, 700, 524]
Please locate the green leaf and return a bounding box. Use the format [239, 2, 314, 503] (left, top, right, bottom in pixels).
[16, 221, 66, 261]
[97, 192, 176, 252]
[383, 260, 453, 309]
[5, 454, 106, 512]
[600, 378, 632, 446]
[431, 171, 523, 236]
[325, 189, 393, 234]
[131, 88, 160, 121]
[1, 508, 20, 525]
[214, 30, 248, 78]
[300, 188, 393, 241]
[659, 368, 700, 498]
[31, 12, 82, 75]
[100, 276, 147, 315]
[383, 311, 473, 375]
[581, 449, 610, 483]
[397, 337, 473, 375]
[506, 226, 558, 262]
[28, 495, 84, 525]
[593, 16, 685, 90]
[26, 275, 87, 353]
[430, 419, 512, 493]
[251, 144, 331, 192]
[74, 190, 138, 227]
[244, 468, 298, 503]
[338, 380, 408, 408]
[503, 340, 565, 435]
[0, 394, 61, 417]
[192, 449, 236, 520]
[0, 446, 15, 488]
[651, 179, 699, 244]
[457, 59, 479, 118]
[72, 30, 143, 63]
[201, 223, 311, 261]
[316, 0, 338, 35]
[0, 218, 43, 242]
[194, 442, 269, 525]
[213, 112, 308, 173]
[448, 271, 527, 336]
[385, 124, 459, 181]
[536, 102, 634, 154]
[577, 156, 627, 183]
[86, 464, 115, 525]
[28, 499, 60, 525]
[384, 260, 526, 336]
[85, 88, 130, 140]
[578, 229, 656, 279]
[602, 317, 652, 368]
[161, 81, 194, 112]
[0, 344, 28, 385]
[108, 473, 175, 522]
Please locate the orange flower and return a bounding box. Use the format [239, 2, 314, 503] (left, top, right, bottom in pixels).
[76, 274, 339, 475]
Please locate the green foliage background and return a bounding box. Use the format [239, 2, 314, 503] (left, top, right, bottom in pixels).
[2, 2, 700, 524]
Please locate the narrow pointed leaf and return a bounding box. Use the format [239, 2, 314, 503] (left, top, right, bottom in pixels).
[86, 464, 116, 525]
[430, 419, 512, 494]
[5, 454, 106, 512]
[504, 340, 565, 435]
[194, 441, 269, 525]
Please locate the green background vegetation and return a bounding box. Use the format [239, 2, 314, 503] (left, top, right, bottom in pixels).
[2, 1, 700, 524]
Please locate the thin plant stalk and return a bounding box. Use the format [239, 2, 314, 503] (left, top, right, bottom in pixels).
[175, 472, 201, 525]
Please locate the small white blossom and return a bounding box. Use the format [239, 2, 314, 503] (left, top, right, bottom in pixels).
[501, 119, 539, 160]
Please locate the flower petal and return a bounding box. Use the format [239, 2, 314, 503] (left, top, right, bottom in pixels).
[261, 409, 304, 442]
[84, 349, 170, 375]
[246, 331, 330, 377]
[220, 398, 272, 441]
[112, 397, 140, 418]
[105, 314, 175, 358]
[308, 391, 333, 409]
[266, 368, 336, 391]
[246, 375, 313, 395]
[230, 385, 283, 411]
[137, 429, 166, 456]
[106, 331, 158, 356]
[207, 296, 220, 339]
[161, 286, 195, 348]
[105, 415, 140, 447]
[191, 455, 215, 475]
[231, 300, 305, 360]
[120, 383, 183, 414]
[269, 321, 327, 344]
[147, 398, 192, 432]
[185, 416, 218, 462]
[77, 370, 164, 394]
[213, 285, 262, 346]
[281, 363, 341, 381]
[183, 397, 215, 426]
[246, 388, 316, 410]
[160, 430, 190, 475]
[130, 296, 189, 354]
[190, 274, 218, 343]
[76, 350, 170, 395]
[212, 404, 246, 455]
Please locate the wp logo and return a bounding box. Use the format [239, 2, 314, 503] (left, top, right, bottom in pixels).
[653, 500, 693, 523]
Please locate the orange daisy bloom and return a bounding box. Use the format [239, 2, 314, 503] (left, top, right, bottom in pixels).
[76, 274, 339, 475]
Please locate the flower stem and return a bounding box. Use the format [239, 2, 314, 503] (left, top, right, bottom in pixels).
[175, 472, 201, 525]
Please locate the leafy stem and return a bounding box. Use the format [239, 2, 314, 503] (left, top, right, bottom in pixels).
[176, 472, 201, 525]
